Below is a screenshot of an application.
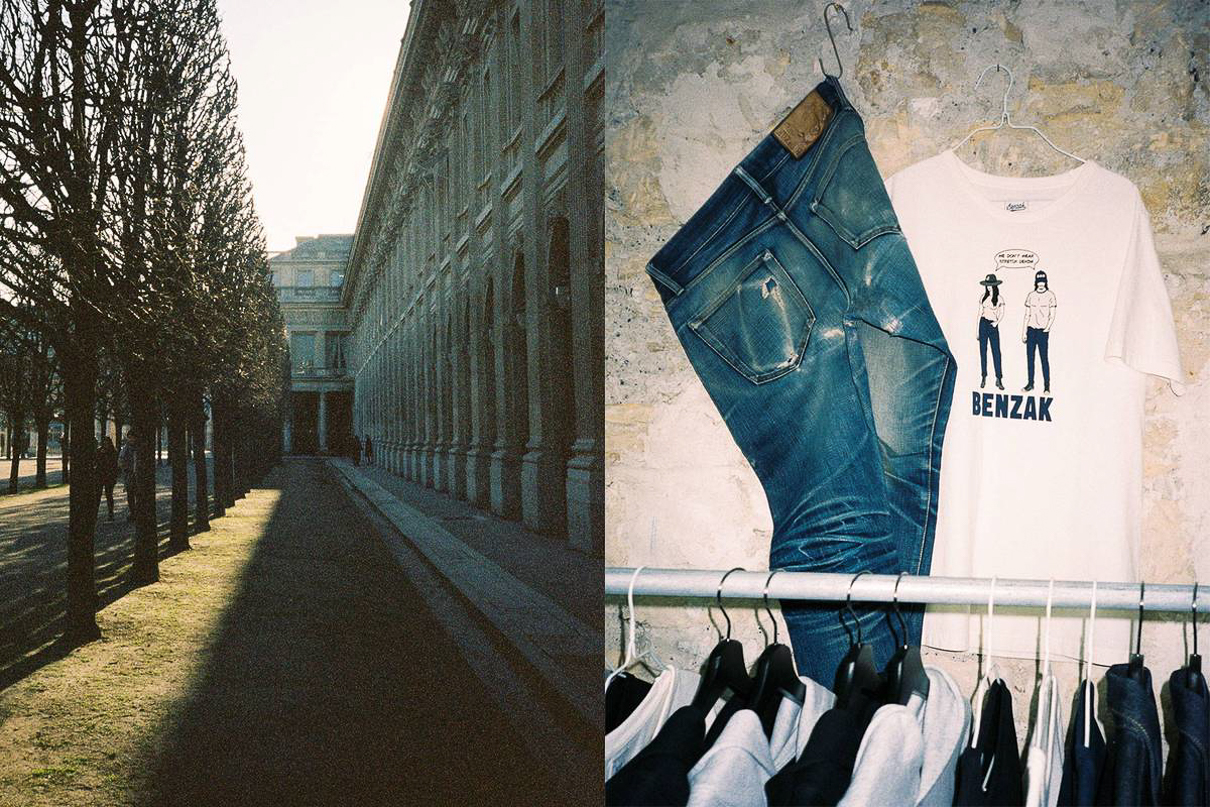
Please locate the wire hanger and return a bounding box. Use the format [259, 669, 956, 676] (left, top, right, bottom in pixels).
[1083, 581, 1097, 748]
[822, 3, 852, 79]
[950, 63, 1085, 164]
[1187, 581, 1201, 684]
[970, 576, 1005, 748]
[606, 565, 647, 692]
[1129, 581, 1147, 680]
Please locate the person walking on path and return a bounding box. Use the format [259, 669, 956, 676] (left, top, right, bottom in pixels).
[95, 436, 120, 521]
[364, 435, 373, 466]
[119, 430, 137, 520]
[351, 434, 363, 467]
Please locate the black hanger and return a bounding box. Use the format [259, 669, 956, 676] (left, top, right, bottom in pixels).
[692, 567, 754, 711]
[1128, 581, 1146, 682]
[833, 571, 882, 715]
[1187, 582, 1202, 686]
[749, 570, 807, 737]
[881, 573, 930, 706]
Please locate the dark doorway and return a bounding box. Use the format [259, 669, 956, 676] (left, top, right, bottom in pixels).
[327, 390, 353, 454]
[291, 392, 318, 455]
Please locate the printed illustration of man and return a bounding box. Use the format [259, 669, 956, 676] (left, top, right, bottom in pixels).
[1021, 269, 1057, 393]
[977, 273, 1005, 390]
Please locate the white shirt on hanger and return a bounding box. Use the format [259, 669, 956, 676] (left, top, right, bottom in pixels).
[837, 666, 971, 807]
[885, 151, 1185, 663]
[685, 676, 834, 807]
[604, 666, 700, 778]
[1024, 674, 1065, 807]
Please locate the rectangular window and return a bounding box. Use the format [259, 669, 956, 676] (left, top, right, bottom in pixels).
[326, 332, 347, 370]
[509, 12, 522, 132]
[290, 332, 316, 373]
[546, 0, 565, 81]
[296, 269, 314, 287]
[330, 269, 345, 287]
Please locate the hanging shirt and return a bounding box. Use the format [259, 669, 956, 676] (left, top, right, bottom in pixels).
[885, 151, 1185, 663]
[685, 676, 834, 807]
[838, 666, 971, 807]
[605, 667, 700, 778]
[1025, 674, 1065, 807]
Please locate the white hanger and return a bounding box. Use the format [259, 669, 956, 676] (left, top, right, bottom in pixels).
[950, 64, 1085, 165]
[607, 566, 664, 691]
[970, 576, 1006, 748]
[1083, 581, 1097, 748]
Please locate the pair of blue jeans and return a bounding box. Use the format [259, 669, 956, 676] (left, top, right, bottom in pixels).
[646, 77, 956, 686]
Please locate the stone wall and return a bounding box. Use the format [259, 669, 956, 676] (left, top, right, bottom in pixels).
[605, 0, 1208, 753]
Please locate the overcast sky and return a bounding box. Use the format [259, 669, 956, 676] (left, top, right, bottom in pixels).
[216, 0, 410, 253]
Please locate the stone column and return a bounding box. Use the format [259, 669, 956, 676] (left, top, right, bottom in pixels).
[564, 1, 604, 553]
[317, 390, 328, 453]
[283, 391, 294, 454]
[520, 0, 569, 536]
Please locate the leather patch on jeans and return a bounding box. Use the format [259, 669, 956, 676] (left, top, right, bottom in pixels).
[772, 90, 834, 158]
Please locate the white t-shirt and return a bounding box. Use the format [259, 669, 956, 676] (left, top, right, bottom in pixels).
[885, 150, 1185, 662]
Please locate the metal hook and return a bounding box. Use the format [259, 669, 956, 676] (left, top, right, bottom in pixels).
[763, 569, 781, 646]
[973, 63, 1015, 124]
[715, 567, 746, 641]
[822, 3, 853, 79]
[1193, 581, 1200, 658]
[1135, 581, 1146, 657]
[889, 572, 910, 648]
[839, 570, 871, 646]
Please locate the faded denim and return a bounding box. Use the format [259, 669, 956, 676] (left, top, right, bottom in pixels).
[1099, 663, 1163, 806]
[1163, 667, 1209, 806]
[646, 76, 956, 685]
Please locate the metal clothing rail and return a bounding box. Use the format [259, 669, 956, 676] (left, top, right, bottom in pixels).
[605, 567, 1203, 613]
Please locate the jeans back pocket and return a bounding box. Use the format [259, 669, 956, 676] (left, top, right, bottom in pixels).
[809, 135, 901, 249]
[688, 249, 815, 385]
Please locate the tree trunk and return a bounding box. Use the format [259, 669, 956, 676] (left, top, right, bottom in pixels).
[63, 351, 100, 641]
[211, 397, 226, 517]
[63, 419, 71, 485]
[6, 416, 20, 494]
[168, 398, 190, 551]
[129, 388, 159, 585]
[35, 417, 49, 488]
[157, 418, 163, 466]
[191, 392, 210, 531]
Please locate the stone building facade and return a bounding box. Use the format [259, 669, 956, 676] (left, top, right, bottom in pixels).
[270, 235, 355, 455]
[343, 0, 605, 552]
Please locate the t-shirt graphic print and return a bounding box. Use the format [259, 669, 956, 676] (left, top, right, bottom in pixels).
[885, 151, 1184, 663]
[971, 259, 1058, 423]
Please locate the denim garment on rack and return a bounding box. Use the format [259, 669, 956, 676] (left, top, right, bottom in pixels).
[956, 679, 1025, 806]
[646, 75, 956, 685]
[1057, 680, 1105, 807]
[1163, 666, 1209, 806]
[1098, 663, 1162, 806]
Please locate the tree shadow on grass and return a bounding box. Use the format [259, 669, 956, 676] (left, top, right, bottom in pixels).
[0, 464, 214, 694]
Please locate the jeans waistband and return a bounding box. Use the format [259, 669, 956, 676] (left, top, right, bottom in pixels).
[647, 76, 856, 296]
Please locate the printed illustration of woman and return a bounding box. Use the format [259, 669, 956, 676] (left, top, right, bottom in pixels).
[977, 273, 1005, 390]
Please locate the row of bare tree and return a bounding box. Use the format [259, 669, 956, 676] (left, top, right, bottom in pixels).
[0, 0, 288, 640]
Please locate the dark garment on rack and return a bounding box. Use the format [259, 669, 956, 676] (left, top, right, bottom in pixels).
[1098, 663, 1162, 806]
[607, 672, 654, 733]
[606, 704, 706, 806]
[1163, 666, 1209, 806]
[765, 706, 866, 806]
[1058, 680, 1106, 806]
[604, 698, 749, 806]
[955, 679, 1024, 806]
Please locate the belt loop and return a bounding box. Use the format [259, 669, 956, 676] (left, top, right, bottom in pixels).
[825, 74, 853, 111]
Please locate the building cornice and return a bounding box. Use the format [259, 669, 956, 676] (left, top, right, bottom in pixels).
[343, 0, 505, 308]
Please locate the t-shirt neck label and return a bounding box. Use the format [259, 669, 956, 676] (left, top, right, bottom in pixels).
[1005, 201, 1029, 212]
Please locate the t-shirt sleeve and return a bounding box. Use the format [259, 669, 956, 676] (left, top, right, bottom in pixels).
[1104, 188, 1185, 395]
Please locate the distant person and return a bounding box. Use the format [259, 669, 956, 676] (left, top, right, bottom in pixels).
[351, 434, 362, 467]
[364, 435, 373, 466]
[119, 430, 137, 520]
[96, 436, 119, 521]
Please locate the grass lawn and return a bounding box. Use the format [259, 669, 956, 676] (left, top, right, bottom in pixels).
[0, 486, 281, 807]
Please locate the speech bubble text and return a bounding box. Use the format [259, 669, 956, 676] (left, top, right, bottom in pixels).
[994, 249, 1038, 270]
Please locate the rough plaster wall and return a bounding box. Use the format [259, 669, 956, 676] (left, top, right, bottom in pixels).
[605, 0, 1209, 756]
